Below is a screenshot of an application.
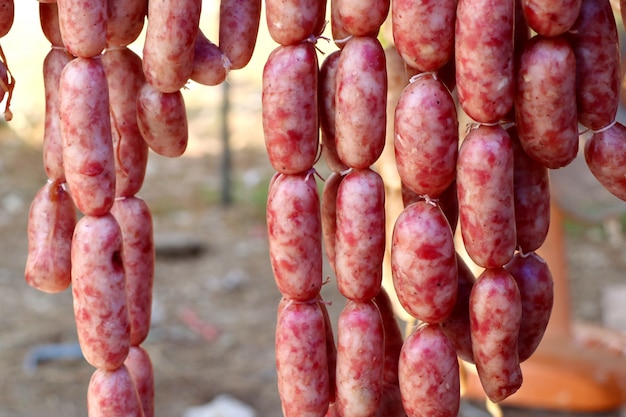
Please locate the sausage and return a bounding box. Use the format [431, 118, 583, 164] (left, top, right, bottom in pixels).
[401, 181, 459, 234]
[394, 74, 458, 198]
[335, 37, 387, 169]
[457, 125, 516, 268]
[335, 168, 386, 301]
[521, 0, 581, 37]
[392, 0, 455, 72]
[515, 35, 578, 169]
[191, 30, 229, 87]
[24, 181, 76, 293]
[319, 50, 349, 173]
[0, 0, 13, 38]
[87, 366, 143, 417]
[584, 122, 626, 202]
[219, 0, 262, 70]
[391, 200, 457, 323]
[71, 214, 130, 370]
[568, 0, 620, 131]
[136, 81, 188, 158]
[336, 0, 389, 36]
[398, 323, 460, 417]
[374, 288, 404, 385]
[276, 299, 329, 417]
[42, 47, 71, 183]
[57, 0, 106, 57]
[470, 267, 523, 402]
[39, 2, 63, 47]
[265, 0, 325, 45]
[319, 298, 337, 404]
[110, 197, 154, 347]
[124, 346, 155, 417]
[335, 300, 384, 417]
[102, 47, 149, 197]
[504, 252, 553, 362]
[106, 0, 146, 47]
[267, 172, 322, 301]
[321, 171, 343, 274]
[375, 383, 407, 417]
[262, 43, 319, 174]
[455, 0, 514, 123]
[142, 0, 201, 93]
[510, 125, 550, 253]
[59, 56, 116, 217]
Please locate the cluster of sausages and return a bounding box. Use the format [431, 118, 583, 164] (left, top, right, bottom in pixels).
[23, 1, 261, 416]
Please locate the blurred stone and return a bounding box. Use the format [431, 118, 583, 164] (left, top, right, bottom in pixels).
[182, 394, 256, 417]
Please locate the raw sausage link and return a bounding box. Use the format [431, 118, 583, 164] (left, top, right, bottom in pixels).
[142, 0, 201, 93]
[124, 346, 155, 417]
[110, 197, 154, 347]
[335, 37, 387, 169]
[394, 74, 458, 198]
[219, 0, 262, 70]
[391, 199, 457, 323]
[504, 251, 553, 362]
[521, 0, 581, 37]
[455, 0, 514, 123]
[71, 214, 130, 370]
[57, 0, 106, 57]
[584, 122, 626, 202]
[321, 171, 343, 274]
[398, 323, 460, 417]
[457, 124, 516, 269]
[191, 30, 229, 87]
[515, 35, 578, 169]
[470, 267, 523, 402]
[265, 0, 325, 45]
[335, 168, 386, 302]
[102, 47, 148, 197]
[0, 0, 12, 38]
[24, 181, 76, 294]
[336, 0, 389, 37]
[401, 181, 459, 234]
[276, 299, 329, 417]
[267, 172, 322, 301]
[59, 56, 115, 217]
[106, 0, 146, 48]
[136, 81, 188, 158]
[39, 2, 63, 47]
[262, 43, 319, 174]
[568, 0, 620, 131]
[87, 366, 143, 417]
[335, 299, 384, 417]
[374, 287, 404, 385]
[319, 298, 337, 404]
[392, 0, 455, 72]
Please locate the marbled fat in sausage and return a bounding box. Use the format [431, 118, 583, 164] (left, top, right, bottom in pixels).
[87, 366, 143, 417]
[57, 0, 106, 57]
[265, 0, 325, 45]
[125, 346, 155, 417]
[336, 0, 389, 36]
[39, 2, 63, 47]
[521, 0, 581, 37]
[191, 30, 229, 87]
[319, 51, 348, 173]
[584, 122, 626, 202]
[219, 0, 261, 70]
[106, 0, 146, 47]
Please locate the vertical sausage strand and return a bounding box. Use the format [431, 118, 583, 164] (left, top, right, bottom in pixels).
[124, 346, 155, 417]
[87, 366, 143, 417]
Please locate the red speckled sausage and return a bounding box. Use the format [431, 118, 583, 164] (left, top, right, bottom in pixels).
[457, 125, 516, 269]
[142, 0, 201, 93]
[398, 323, 460, 417]
[319, 50, 349, 173]
[515, 35, 578, 169]
[102, 47, 148, 197]
[455, 0, 514, 123]
[321, 171, 343, 274]
[71, 214, 130, 370]
[394, 74, 458, 198]
[136, 81, 188, 158]
[59, 57, 115, 216]
[25, 181, 76, 294]
[401, 181, 459, 233]
[335, 37, 387, 169]
[87, 366, 143, 417]
[521, 0, 581, 37]
[106, 0, 146, 47]
[42, 47, 71, 183]
[267, 173, 322, 301]
[336, 299, 384, 417]
[57, 0, 106, 57]
[276, 299, 329, 417]
[265, 0, 325, 45]
[39, 2, 63, 47]
[191, 30, 229, 87]
[568, 0, 620, 131]
[504, 252, 553, 362]
[470, 267, 523, 402]
[263, 43, 319, 174]
[111, 197, 154, 346]
[124, 346, 155, 417]
[336, 0, 389, 36]
[584, 122, 626, 201]
[335, 168, 386, 301]
[392, 0, 455, 72]
[219, 0, 261, 70]
[440, 254, 476, 363]
[391, 200, 457, 323]
[0, 0, 13, 38]
[510, 126, 550, 253]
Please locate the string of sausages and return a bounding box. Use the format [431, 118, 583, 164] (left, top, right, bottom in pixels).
[23, 1, 261, 416]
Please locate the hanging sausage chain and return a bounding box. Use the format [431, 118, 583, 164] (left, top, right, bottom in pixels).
[8, 0, 626, 415]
